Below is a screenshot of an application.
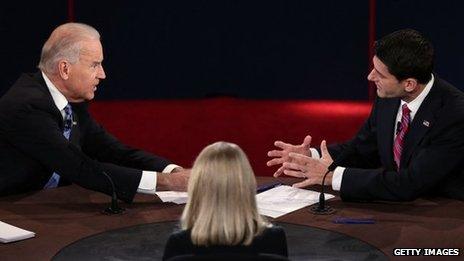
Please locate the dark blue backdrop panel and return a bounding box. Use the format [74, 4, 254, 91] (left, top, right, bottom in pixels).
[74, 0, 370, 100]
[0, 1, 68, 97]
[8, 1, 463, 99]
[376, 0, 464, 90]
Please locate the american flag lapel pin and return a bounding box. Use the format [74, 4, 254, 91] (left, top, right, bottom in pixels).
[422, 120, 430, 127]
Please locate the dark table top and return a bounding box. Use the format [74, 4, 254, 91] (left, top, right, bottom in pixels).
[1, 177, 463, 260]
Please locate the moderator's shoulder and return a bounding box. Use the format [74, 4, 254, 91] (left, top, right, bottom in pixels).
[167, 229, 190, 242]
[265, 225, 287, 237]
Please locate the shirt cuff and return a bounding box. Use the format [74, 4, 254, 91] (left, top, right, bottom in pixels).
[137, 171, 157, 195]
[310, 148, 320, 159]
[162, 164, 182, 173]
[331, 166, 345, 191]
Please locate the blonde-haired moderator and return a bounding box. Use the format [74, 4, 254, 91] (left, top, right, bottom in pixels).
[181, 141, 270, 246]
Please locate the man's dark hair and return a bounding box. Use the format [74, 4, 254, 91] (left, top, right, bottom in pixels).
[374, 29, 434, 84]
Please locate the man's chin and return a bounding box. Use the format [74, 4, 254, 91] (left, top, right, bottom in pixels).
[85, 93, 95, 101]
[376, 91, 398, 99]
[376, 89, 385, 98]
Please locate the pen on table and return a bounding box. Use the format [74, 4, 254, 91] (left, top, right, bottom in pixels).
[256, 182, 282, 193]
[333, 217, 375, 224]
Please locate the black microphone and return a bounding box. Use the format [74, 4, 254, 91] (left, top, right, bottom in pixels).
[101, 171, 125, 215]
[68, 141, 125, 214]
[310, 144, 356, 215]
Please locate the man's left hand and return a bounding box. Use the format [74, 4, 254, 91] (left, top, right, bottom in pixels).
[282, 140, 334, 188]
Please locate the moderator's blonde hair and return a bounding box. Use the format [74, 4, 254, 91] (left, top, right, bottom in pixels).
[38, 23, 100, 75]
[181, 141, 269, 246]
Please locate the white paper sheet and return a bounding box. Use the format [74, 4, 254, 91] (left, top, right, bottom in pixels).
[156, 191, 188, 204]
[0, 221, 35, 243]
[256, 185, 334, 218]
[155, 185, 334, 219]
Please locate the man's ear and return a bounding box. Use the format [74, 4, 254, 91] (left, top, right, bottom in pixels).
[403, 78, 419, 93]
[58, 60, 70, 80]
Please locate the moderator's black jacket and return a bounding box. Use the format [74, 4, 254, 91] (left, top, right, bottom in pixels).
[162, 226, 288, 260]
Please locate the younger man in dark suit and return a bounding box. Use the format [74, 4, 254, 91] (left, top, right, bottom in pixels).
[267, 29, 464, 201]
[0, 23, 189, 202]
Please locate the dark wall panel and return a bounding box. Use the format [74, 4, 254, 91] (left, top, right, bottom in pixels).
[376, 0, 464, 89]
[3, 1, 462, 100]
[1, 1, 370, 100]
[75, 1, 370, 100]
[0, 1, 67, 97]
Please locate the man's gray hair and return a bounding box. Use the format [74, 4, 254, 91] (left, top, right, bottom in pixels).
[38, 23, 100, 75]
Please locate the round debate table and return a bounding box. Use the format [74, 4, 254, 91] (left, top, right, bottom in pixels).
[1, 177, 463, 260]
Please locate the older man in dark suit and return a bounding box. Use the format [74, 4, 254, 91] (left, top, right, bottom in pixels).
[0, 23, 189, 202]
[268, 29, 464, 201]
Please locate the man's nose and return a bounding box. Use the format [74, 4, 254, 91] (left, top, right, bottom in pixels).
[367, 69, 375, 81]
[98, 65, 106, 79]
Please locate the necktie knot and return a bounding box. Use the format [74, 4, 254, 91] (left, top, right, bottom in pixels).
[63, 104, 73, 130]
[64, 104, 72, 115]
[402, 104, 411, 116]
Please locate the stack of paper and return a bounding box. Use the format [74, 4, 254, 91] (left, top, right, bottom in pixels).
[0, 221, 35, 243]
[256, 185, 334, 218]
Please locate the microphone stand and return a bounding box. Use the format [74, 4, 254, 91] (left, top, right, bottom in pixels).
[67, 146, 125, 214]
[309, 144, 355, 215]
[101, 171, 125, 215]
[310, 167, 336, 215]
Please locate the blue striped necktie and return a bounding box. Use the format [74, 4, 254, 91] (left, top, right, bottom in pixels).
[44, 104, 73, 189]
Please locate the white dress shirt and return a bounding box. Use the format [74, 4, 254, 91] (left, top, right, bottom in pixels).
[42, 71, 179, 194]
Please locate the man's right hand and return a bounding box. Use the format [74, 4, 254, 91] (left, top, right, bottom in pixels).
[157, 169, 190, 191]
[266, 135, 312, 177]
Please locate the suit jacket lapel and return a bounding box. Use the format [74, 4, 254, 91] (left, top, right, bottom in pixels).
[34, 72, 83, 148]
[378, 98, 400, 169]
[401, 81, 442, 167]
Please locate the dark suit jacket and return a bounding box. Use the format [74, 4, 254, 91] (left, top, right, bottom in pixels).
[0, 72, 172, 202]
[328, 77, 464, 201]
[162, 226, 288, 261]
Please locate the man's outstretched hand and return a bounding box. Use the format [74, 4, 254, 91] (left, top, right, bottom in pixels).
[267, 135, 312, 177]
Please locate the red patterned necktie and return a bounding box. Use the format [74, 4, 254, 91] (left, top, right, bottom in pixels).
[393, 104, 411, 170]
